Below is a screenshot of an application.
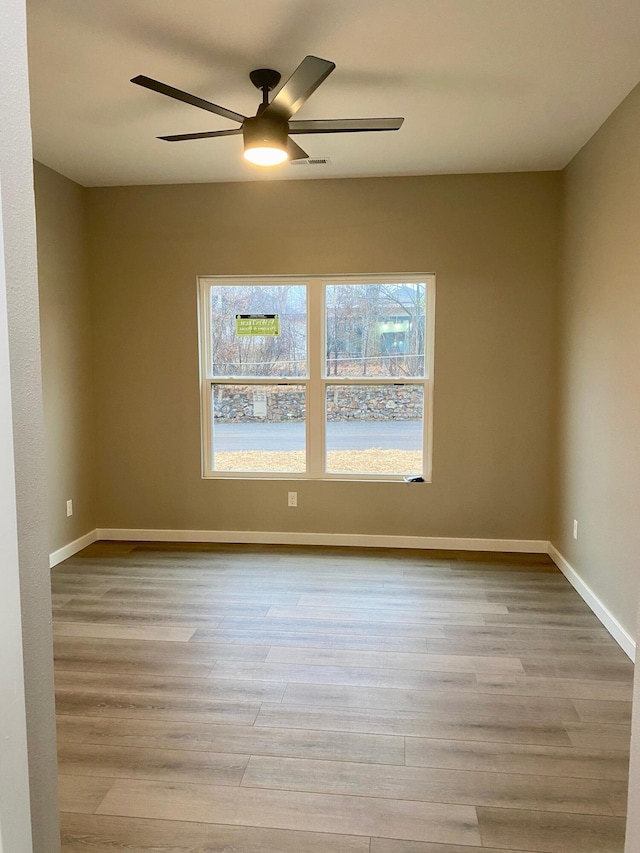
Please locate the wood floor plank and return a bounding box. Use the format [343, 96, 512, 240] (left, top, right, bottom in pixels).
[608, 785, 628, 817]
[58, 774, 115, 814]
[476, 806, 626, 852]
[51, 582, 112, 595]
[53, 622, 196, 642]
[404, 736, 630, 779]
[484, 590, 592, 605]
[371, 842, 523, 853]
[241, 754, 623, 815]
[384, 572, 566, 586]
[565, 722, 632, 751]
[572, 699, 633, 724]
[265, 645, 525, 674]
[520, 655, 633, 682]
[442, 623, 611, 641]
[101, 588, 301, 605]
[294, 594, 509, 614]
[56, 714, 405, 764]
[60, 813, 371, 852]
[280, 682, 581, 720]
[54, 670, 287, 702]
[220, 615, 451, 637]
[67, 541, 137, 558]
[95, 778, 481, 845]
[94, 577, 393, 594]
[301, 588, 499, 602]
[474, 674, 633, 701]
[53, 607, 216, 628]
[484, 611, 607, 629]
[58, 741, 248, 786]
[212, 660, 479, 691]
[53, 636, 269, 676]
[269, 604, 489, 624]
[56, 690, 261, 725]
[428, 637, 627, 658]
[256, 703, 574, 745]
[191, 627, 428, 652]
[60, 599, 271, 618]
[60, 564, 207, 580]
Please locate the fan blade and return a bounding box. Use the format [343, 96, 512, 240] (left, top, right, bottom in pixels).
[289, 117, 404, 134]
[158, 128, 243, 142]
[265, 56, 335, 120]
[131, 75, 246, 124]
[287, 137, 309, 161]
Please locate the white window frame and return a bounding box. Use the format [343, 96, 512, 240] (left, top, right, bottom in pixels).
[198, 274, 436, 482]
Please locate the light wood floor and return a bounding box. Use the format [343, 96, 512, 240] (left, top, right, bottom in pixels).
[52, 542, 633, 852]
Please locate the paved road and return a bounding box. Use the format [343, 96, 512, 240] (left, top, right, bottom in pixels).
[214, 420, 421, 451]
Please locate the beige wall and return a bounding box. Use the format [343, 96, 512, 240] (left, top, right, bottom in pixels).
[35, 162, 96, 554]
[554, 84, 640, 851]
[85, 172, 560, 539]
[552, 81, 640, 637]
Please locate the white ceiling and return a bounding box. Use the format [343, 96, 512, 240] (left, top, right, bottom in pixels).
[26, 0, 640, 187]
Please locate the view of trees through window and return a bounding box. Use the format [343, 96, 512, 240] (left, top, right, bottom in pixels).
[202, 278, 432, 477]
[326, 283, 425, 377]
[210, 284, 307, 377]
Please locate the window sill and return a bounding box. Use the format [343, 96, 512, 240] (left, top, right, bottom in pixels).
[202, 474, 430, 483]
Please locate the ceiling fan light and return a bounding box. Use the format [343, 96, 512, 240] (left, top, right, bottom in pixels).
[243, 115, 289, 167]
[244, 145, 288, 166]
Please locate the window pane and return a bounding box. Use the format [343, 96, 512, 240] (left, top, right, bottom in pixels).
[325, 384, 423, 475]
[212, 384, 306, 472]
[326, 282, 426, 378]
[210, 284, 306, 378]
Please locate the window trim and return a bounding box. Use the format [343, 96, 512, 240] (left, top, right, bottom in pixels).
[197, 274, 435, 482]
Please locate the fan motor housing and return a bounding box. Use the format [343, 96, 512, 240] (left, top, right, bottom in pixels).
[243, 114, 289, 150]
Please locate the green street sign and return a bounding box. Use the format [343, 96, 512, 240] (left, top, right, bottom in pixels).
[235, 314, 280, 336]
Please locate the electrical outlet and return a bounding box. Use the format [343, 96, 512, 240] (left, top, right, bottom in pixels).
[66, 499, 73, 517]
[288, 491, 298, 507]
[573, 519, 578, 540]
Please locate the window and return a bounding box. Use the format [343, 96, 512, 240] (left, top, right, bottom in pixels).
[198, 275, 435, 480]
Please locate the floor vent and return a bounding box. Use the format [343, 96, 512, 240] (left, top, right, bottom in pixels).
[291, 157, 331, 166]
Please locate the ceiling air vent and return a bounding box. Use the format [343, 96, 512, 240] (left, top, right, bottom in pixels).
[290, 157, 331, 166]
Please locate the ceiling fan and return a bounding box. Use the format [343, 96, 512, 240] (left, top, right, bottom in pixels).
[131, 55, 404, 166]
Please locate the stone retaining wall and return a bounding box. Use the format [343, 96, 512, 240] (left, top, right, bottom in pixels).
[213, 385, 422, 423]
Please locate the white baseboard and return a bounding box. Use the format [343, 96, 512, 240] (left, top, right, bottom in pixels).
[49, 528, 98, 568]
[547, 543, 635, 661]
[97, 528, 549, 553]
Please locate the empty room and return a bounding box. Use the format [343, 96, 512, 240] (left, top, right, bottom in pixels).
[1, 1, 640, 852]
